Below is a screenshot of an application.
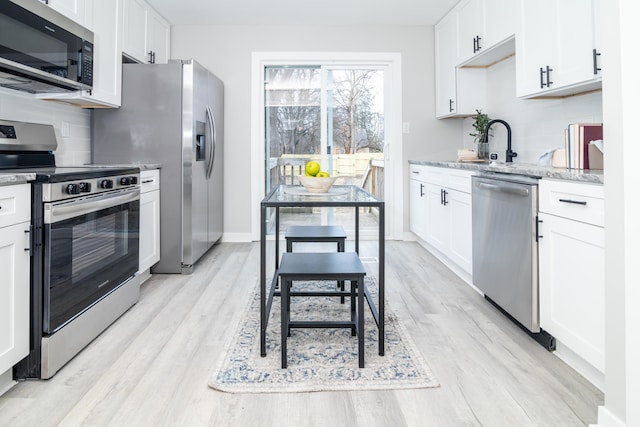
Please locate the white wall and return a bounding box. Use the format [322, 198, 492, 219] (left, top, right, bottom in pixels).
[170, 24, 461, 237]
[460, 56, 603, 164]
[0, 88, 91, 166]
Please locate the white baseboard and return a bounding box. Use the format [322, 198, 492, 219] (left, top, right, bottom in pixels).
[0, 369, 16, 397]
[221, 233, 253, 243]
[595, 406, 626, 427]
[554, 341, 605, 391]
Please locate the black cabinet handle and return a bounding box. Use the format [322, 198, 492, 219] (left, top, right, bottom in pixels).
[559, 198, 587, 206]
[475, 36, 482, 53]
[593, 49, 601, 75]
[442, 189, 448, 206]
[449, 99, 454, 112]
[540, 66, 554, 88]
[420, 183, 424, 197]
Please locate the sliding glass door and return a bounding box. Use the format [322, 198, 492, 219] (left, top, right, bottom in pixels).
[264, 65, 385, 237]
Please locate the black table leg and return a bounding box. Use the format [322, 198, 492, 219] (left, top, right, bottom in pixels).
[260, 204, 267, 357]
[379, 203, 385, 356]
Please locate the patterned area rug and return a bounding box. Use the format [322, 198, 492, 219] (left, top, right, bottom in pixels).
[208, 279, 439, 393]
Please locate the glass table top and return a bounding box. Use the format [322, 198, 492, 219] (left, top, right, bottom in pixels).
[261, 185, 383, 207]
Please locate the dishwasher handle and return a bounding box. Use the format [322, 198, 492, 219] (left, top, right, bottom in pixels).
[475, 181, 530, 197]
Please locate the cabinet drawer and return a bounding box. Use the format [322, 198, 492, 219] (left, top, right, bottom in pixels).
[539, 179, 604, 227]
[409, 164, 428, 182]
[140, 169, 160, 194]
[446, 168, 474, 194]
[0, 184, 31, 228]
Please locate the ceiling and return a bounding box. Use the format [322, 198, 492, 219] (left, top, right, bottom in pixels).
[144, 0, 458, 26]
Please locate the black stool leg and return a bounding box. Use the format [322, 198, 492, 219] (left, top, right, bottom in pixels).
[281, 276, 288, 369]
[358, 276, 365, 368]
[350, 280, 356, 336]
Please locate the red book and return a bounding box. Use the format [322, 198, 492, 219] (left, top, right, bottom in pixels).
[580, 124, 603, 169]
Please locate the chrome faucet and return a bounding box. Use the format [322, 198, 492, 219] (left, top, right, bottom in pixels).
[484, 119, 518, 163]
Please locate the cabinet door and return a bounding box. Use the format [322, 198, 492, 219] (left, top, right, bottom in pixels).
[147, 9, 170, 64]
[447, 189, 473, 274]
[457, 0, 484, 63]
[85, 0, 123, 106]
[435, 11, 458, 117]
[139, 190, 160, 272]
[484, 0, 518, 47]
[409, 179, 428, 241]
[554, 0, 596, 88]
[516, 0, 557, 97]
[43, 0, 86, 25]
[424, 183, 448, 253]
[123, 0, 148, 63]
[517, 0, 598, 98]
[538, 212, 605, 372]
[0, 223, 30, 373]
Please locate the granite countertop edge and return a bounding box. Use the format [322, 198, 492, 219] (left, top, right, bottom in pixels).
[0, 172, 37, 186]
[409, 160, 604, 184]
[87, 163, 162, 170]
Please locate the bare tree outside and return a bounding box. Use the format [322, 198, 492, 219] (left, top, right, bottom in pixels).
[265, 67, 384, 158]
[331, 69, 384, 154]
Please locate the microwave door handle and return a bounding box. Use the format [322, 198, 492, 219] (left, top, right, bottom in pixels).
[205, 105, 216, 180]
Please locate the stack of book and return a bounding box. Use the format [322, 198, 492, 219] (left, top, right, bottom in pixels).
[564, 123, 603, 169]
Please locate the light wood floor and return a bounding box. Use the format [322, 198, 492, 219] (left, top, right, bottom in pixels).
[0, 241, 602, 426]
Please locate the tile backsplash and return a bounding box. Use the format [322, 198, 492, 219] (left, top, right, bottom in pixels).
[0, 87, 92, 166]
[462, 56, 603, 165]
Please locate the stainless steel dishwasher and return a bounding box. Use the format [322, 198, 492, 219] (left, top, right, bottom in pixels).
[472, 173, 555, 350]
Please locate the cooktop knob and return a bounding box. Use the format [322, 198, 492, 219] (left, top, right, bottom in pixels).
[65, 183, 80, 195]
[78, 182, 92, 192]
[100, 179, 113, 189]
[120, 177, 132, 186]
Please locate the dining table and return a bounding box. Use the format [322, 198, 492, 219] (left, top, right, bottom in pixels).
[259, 184, 385, 358]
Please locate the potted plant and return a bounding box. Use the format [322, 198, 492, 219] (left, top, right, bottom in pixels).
[469, 109, 491, 159]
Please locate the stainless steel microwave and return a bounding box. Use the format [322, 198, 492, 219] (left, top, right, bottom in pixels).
[0, 0, 93, 93]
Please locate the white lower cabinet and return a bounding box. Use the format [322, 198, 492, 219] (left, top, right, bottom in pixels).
[0, 184, 31, 383]
[409, 165, 473, 276]
[139, 169, 160, 281]
[538, 179, 604, 387]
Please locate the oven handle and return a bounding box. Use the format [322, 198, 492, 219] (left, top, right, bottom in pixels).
[44, 188, 140, 224]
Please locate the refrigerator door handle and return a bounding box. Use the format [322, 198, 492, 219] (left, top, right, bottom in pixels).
[205, 105, 216, 180]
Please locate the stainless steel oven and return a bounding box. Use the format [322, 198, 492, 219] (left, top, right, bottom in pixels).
[1, 119, 142, 379]
[42, 185, 140, 334]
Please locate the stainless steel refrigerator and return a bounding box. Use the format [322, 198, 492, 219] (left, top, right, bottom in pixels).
[92, 59, 224, 274]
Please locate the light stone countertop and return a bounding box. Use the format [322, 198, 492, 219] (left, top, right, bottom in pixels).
[0, 172, 36, 186]
[87, 163, 162, 170]
[409, 160, 604, 184]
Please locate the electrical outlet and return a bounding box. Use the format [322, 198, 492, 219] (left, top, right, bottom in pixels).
[402, 122, 410, 134]
[61, 121, 70, 137]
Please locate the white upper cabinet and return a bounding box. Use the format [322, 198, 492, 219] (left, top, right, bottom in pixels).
[147, 8, 170, 64]
[435, 12, 459, 117]
[456, 0, 518, 66]
[457, 0, 484, 63]
[516, 0, 601, 98]
[483, 0, 518, 48]
[435, 9, 486, 118]
[40, 0, 86, 27]
[123, 0, 170, 64]
[37, 0, 123, 108]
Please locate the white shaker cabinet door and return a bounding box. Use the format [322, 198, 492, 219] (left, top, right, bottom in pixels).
[538, 212, 605, 372]
[0, 223, 30, 374]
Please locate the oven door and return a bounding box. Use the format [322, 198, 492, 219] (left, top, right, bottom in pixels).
[42, 188, 139, 334]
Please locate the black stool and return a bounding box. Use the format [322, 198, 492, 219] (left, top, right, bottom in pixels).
[278, 252, 367, 368]
[285, 225, 347, 302]
[284, 225, 346, 252]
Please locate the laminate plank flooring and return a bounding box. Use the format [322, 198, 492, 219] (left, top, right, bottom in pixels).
[0, 241, 602, 426]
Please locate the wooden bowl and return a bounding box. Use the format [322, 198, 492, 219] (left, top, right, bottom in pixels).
[299, 175, 337, 193]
